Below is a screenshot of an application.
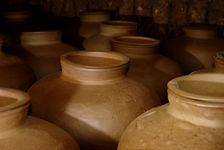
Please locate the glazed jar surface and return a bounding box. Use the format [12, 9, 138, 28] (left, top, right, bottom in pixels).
[112, 36, 183, 101]
[0, 40, 35, 90]
[193, 51, 224, 74]
[28, 51, 161, 150]
[164, 26, 224, 74]
[118, 73, 224, 150]
[0, 88, 80, 150]
[19, 30, 77, 79]
[83, 20, 137, 51]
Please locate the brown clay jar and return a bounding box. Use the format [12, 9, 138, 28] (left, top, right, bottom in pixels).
[164, 26, 224, 74]
[83, 21, 137, 51]
[192, 51, 224, 74]
[28, 51, 161, 150]
[0, 40, 35, 90]
[111, 36, 183, 101]
[19, 30, 77, 79]
[118, 73, 224, 150]
[0, 88, 80, 150]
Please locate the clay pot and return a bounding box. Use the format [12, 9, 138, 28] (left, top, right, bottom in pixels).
[0, 87, 80, 150]
[192, 51, 224, 74]
[28, 51, 161, 150]
[164, 26, 224, 74]
[19, 30, 77, 79]
[118, 73, 224, 150]
[83, 21, 137, 51]
[0, 39, 35, 90]
[111, 36, 183, 101]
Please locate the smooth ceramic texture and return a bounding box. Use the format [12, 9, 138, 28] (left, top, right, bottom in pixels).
[28, 51, 161, 150]
[164, 26, 224, 74]
[83, 21, 137, 51]
[19, 30, 77, 79]
[193, 51, 224, 74]
[0, 40, 35, 90]
[112, 36, 183, 101]
[0, 88, 80, 150]
[79, 11, 110, 39]
[118, 73, 224, 150]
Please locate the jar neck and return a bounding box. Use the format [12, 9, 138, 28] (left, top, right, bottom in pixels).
[80, 12, 109, 23]
[21, 31, 62, 46]
[184, 27, 217, 39]
[60, 51, 130, 85]
[168, 89, 224, 128]
[100, 21, 137, 37]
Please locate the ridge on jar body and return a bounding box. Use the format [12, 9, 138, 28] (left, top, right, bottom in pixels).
[0, 87, 80, 150]
[19, 30, 77, 79]
[0, 39, 35, 90]
[83, 20, 137, 51]
[28, 51, 161, 150]
[111, 36, 183, 101]
[118, 73, 224, 150]
[164, 25, 224, 74]
[192, 51, 224, 74]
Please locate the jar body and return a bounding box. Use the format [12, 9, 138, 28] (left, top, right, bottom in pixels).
[28, 73, 160, 150]
[0, 53, 35, 90]
[0, 116, 79, 150]
[118, 104, 224, 150]
[20, 44, 76, 79]
[164, 36, 224, 73]
[126, 54, 182, 101]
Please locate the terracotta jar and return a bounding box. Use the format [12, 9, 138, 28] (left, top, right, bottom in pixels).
[83, 21, 137, 51]
[28, 51, 161, 150]
[164, 26, 224, 74]
[192, 51, 224, 74]
[111, 36, 183, 101]
[0, 39, 35, 90]
[0, 87, 80, 150]
[118, 73, 224, 150]
[19, 30, 77, 79]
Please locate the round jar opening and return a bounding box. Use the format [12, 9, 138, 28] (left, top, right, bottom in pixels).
[112, 36, 160, 47]
[102, 20, 137, 28]
[62, 51, 129, 69]
[0, 88, 30, 113]
[80, 11, 110, 22]
[21, 30, 61, 45]
[168, 73, 224, 103]
[183, 26, 217, 39]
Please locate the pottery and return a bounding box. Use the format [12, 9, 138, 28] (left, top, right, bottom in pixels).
[192, 51, 224, 74]
[118, 73, 224, 150]
[0, 87, 80, 150]
[19, 30, 77, 79]
[83, 21, 137, 51]
[0, 39, 35, 90]
[164, 25, 224, 74]
[111, 36, 183, 101]
[28, 51, 161, 150]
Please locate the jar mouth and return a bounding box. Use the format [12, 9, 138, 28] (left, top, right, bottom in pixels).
[112, 36, 160, 47]
[80, 11, 110, 22]
[102, 20, 137, 28]
[168, 73, 224, 103]
[214, 51, 224, 65]
[61, 51, 130, 70]
[0, 88, 30, 113]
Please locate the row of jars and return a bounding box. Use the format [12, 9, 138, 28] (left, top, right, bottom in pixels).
[0, 9, 224, 150]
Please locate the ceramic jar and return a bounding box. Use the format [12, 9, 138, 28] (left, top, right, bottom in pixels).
[19, 30, 77, 79]
[0, 39, 35, 90]
[192, 51, 224, 74]
[28, 51, 161, 150]
[111, 36, 183, 101]
[118, 73, 224, 150]
[0, 87, 80, 150]
[83, 21, 137, 51]
[164, 26, 224, 74]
